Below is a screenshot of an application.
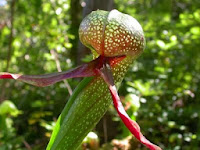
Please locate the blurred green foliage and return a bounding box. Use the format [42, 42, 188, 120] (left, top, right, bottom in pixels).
[0, 100, 23, 149]
[116, 0, 200, 149]
[0, 0, 200, 149]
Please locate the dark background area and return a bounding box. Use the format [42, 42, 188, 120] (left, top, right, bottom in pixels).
[0, 0, 200, 149]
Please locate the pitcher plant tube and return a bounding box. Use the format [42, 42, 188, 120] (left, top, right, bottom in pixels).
[0, 10, 162, 150]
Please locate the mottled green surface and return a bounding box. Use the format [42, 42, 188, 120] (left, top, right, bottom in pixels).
[79, 10, 145, 57]
[47, 56, 134, 150]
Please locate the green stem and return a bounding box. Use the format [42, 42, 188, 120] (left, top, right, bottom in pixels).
[46, 77, 93, 150]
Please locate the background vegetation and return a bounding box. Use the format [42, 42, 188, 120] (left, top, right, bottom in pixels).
[0, 0, 200, 149]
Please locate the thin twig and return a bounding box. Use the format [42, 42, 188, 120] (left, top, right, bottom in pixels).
[0, 0, 16, 102]
[6, 0, 15, 71]
[49, 1, 72, 96]
[50, 49, 73, 95]
[23, 139, 32, 150]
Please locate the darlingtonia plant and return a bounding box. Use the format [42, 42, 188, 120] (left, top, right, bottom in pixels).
[0, 10, 161, 150]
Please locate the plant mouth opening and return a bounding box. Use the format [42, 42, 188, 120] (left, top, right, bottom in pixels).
[94, 55, 126, 68]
